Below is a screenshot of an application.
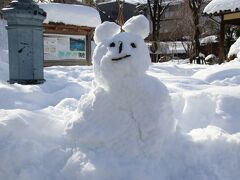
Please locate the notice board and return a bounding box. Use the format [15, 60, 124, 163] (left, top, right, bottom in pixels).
[44, 34, 86, 61]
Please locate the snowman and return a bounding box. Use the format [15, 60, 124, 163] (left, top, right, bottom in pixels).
[66, 15, 175, 156]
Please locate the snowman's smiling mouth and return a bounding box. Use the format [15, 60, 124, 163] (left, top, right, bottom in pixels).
[112, 55, 131, 61]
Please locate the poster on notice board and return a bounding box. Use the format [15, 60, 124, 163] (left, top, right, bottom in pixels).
[44, 34, 86, 61]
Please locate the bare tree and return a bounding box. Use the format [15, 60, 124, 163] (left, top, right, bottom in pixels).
[178, 0, 196, 59]
[175, 0, 219, 61]
[147, 0, 170, 62]
[188, 0, 206, 63]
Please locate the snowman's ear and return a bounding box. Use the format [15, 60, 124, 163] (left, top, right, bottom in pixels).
[122, 15, 150, 39]
[94, 22, 120, 44]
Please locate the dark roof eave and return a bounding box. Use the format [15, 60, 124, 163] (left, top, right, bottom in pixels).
[97, 1, 136, 6]
[203, 8, 240, 17]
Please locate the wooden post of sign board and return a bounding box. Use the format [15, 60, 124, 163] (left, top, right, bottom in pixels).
[86, 29, 95, 65]
[86, 33, 91, 65]
[219, 15, 225, 64]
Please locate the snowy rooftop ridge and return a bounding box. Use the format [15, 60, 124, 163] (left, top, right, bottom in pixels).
[39, 3, 101, 27]
[100, 0, 184, 5]
[203, 0, 240, 15]
[200, 35, 218, 45]
[97, 0, 137, 5]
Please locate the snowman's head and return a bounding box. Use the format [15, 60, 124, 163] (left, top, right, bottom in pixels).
[93, 15, 151, 88]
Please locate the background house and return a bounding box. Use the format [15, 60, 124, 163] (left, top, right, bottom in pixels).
[159, 0, 219, 41]
[145, 0, 220, 61]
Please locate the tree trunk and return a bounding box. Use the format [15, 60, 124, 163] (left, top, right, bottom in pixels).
[193, 10, 200, 58]
[219, 15, 225, 64]
[188, 0, 203, 64]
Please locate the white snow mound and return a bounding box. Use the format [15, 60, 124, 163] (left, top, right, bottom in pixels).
[192, 63, 240, 83]
[66, 15, 175, 156]
[228, 37, 240, 59]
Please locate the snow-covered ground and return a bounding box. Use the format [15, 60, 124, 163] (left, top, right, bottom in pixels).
[0, 61, 240, 179]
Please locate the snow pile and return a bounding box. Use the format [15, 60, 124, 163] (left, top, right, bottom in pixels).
[39, 3, 101, 27]
[192, 63, 240, 83]
[174, 63, 240, 133]
[66, 15, 175, 156]
[205, 54, 217, 64]
[0, 61, 240, 179]
[205, 54, 216, 61]
[228, 37, 240, 60]
[204, 0, 240, 14]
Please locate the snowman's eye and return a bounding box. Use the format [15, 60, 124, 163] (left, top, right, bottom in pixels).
[109, 42, 115, 47]
[131, 43, 136, 48]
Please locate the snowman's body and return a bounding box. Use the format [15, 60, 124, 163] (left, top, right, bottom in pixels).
[66, 16, 175, 156]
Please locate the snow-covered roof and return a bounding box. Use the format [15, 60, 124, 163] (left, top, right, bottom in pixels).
[200, 35, 218, 45]
[162, 0, 183, 6]
[203, 0, 240, 15]
[166, 41, 187, 54]
[205, 54, 217, 61]
[105, 0, 183, 5]
[98, 0, 137, 5]
[153, 41, 188, 54]
[39, 3, 101, 27]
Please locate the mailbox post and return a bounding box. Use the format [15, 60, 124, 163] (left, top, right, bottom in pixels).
[2, 0, 46, 84]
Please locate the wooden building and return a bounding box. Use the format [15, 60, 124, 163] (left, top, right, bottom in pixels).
[142, 0, 218, 61]
[203, 0, 240, 64]
[157, 0, 217, 42]
[39, 3, 101, 66]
